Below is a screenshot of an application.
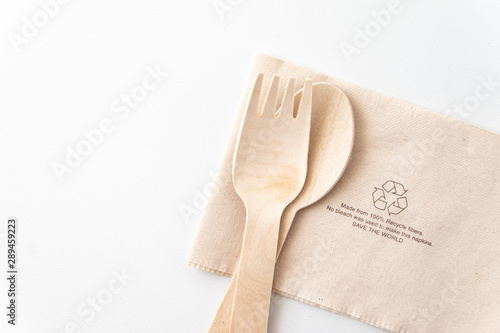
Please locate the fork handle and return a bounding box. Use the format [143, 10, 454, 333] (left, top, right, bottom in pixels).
[229, 204, 283, 333]
[208, 203, 299, 333]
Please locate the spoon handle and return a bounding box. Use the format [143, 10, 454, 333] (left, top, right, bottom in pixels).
[208, 204, 298, 333]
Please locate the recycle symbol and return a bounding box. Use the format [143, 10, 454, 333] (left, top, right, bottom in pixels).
[372, 180, 408, 216]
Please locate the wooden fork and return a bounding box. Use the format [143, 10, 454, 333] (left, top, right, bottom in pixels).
[228, 73, 312, 332]
[208, 82, 355, 333]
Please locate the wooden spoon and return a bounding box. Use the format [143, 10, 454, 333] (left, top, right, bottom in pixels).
[209, 82, 355, 332]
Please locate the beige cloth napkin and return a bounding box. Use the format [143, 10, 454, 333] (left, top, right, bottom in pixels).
[187, 54, 500, 333]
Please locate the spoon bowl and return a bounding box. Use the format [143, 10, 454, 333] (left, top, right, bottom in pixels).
[277, 82, 355, 255]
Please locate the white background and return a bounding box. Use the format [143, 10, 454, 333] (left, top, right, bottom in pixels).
[1, 1, 499, 332]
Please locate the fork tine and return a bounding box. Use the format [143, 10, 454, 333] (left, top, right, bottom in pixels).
[278, 77, 296, 118]
[260, 74, 280, 116]
[296, 79, 312, 119]
[246, 73, 264, 116]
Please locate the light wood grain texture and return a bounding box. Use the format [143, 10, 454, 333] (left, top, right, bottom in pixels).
[208, 82, 354, 333]
[227, 73, 312, 333]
